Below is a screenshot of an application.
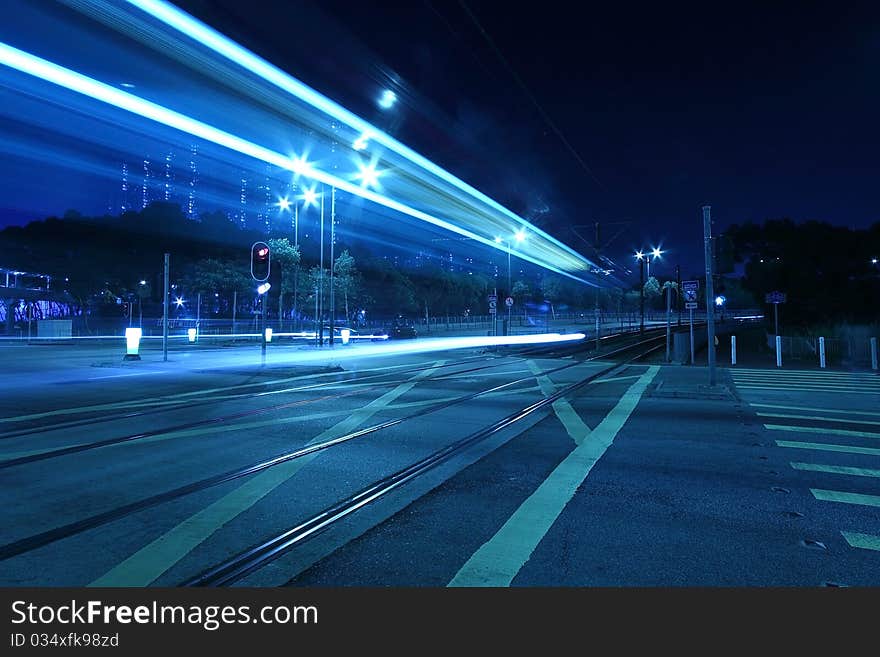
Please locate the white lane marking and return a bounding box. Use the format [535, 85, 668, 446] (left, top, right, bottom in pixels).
[526, 361, 592, 446]
[757, 412, 880, 427]
[750, 403, 880, 418]
[764, 424, 880, 440]
[448, 366, 659, 587]
[90, 362, 448, 586]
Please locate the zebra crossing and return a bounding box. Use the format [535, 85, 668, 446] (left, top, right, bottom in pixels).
[732, 368, 880, 555]
[730, 367, 880, 395]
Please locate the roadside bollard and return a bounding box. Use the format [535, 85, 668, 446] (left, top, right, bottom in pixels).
[187, 328, 197, 343]
[124, 327, 142, 361]
[731, 335, 736, 365]
[776, 335, 782, 368]
[872, 337, 878, 371]
[819, 336, 826, 368]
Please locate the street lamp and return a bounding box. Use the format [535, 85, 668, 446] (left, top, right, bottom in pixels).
[648, 247, 663, 279]
[635, 251, 645, 335]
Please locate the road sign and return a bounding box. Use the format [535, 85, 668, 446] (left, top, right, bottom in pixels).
[682, 280, 699, 303]
[505, 296, 514, 307]
[765, 291, 786, 304]
[685, 302, 697, 309]
[488, 299, 497, 314]
[488, 294, 497, 302]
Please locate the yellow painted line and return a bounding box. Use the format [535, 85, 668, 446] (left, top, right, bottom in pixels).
[764, 424, 880, 440]
[751, 403, 880, 418]
[526, 361, 591, 446]
[448, 365, 659, 587]
[841, 531, 880, 552]
[758, 413, 880, 427]
[811, 488, 880, 508]
[89, 361, 447, 587]
[790, 462, 880, 478]
[776, 440, 880, 456]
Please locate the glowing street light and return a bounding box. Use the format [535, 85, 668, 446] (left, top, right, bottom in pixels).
[515, 229, 527, 243]
[301, 186, 320, 208]
[355, 161, 381, 189]
[174, 296, 185, 308]
[378, 89, 397, 110]
[276, 196, 291, 212]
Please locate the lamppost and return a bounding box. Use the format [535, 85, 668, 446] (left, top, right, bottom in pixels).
[635, 251, 645, 335]
[277, 185, 319, 335]
[495, 229, 526, 335]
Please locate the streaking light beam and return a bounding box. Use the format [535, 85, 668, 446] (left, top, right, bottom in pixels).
[0, 41, 592, 284]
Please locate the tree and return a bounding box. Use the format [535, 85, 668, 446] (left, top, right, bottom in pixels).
[332, 250, 361, 324]
[180, 257, 252, 318]
[643, 276, 661, 307]
[267, 238, 300, 328]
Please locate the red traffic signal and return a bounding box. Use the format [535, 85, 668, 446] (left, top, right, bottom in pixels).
[251, 241, 271, 281]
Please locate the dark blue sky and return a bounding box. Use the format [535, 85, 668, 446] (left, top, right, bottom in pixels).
[2, 0, 878, 277]
[167, 0, 880, 275]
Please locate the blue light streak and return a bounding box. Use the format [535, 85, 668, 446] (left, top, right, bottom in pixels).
[123, 0, 596, 273]
[0, 40, 595, 283]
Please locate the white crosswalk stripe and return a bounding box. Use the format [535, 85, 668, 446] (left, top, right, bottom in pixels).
[731, 367, 880, 394]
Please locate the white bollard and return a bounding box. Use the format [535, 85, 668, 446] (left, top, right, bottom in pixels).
[872, 337, 878, 371]
[731, 335, 737, 365]
[776, 335, 782, 368]
[187, 328, 197, 343]
[124, 327, 142, 361]
[265, 327, 273, 343]
[819, 336, 826, 368]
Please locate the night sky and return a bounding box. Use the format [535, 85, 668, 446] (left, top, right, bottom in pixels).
[3, 0, 880, 275]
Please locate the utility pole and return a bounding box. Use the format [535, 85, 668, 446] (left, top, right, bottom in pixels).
[639, 256, 645, 336]
[595, 221, 600, 351]
[703, 205, 716, 385]
[675, 264, 681, 327]
[329, 187, 336, 347]
[162, 252, 169, 362]
[318, 190, 324, 347]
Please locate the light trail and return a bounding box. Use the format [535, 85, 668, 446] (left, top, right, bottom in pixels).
[0, 41, 596, 284]
[124, 0, 592, 271]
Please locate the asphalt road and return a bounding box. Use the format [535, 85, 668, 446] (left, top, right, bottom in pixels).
[0, 338, 877, 587]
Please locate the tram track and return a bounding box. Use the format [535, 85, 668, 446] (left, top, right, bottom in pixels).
[0, 332, 663, 563]
[182, 338, 663, 586]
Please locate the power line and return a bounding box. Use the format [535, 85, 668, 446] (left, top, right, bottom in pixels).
[457, 0, 606, 191]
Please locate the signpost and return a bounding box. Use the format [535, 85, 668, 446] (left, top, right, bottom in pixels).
[488, 292, 497, 336]
[765, 291, 786, 337]
[683, 280, 699, 365]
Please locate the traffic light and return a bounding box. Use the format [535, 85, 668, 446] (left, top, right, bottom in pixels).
[122, 301, 130, 315]
[251, 241, 271, 281]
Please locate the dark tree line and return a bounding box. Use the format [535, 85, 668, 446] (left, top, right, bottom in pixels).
[721, 219, 880, 327]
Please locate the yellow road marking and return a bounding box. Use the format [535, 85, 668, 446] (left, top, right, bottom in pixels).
[776, 440, 880, 456]
[89, 361, 447, 586]
[448, 366, 658, 587]
[811, 489, 880, 508]
[764, 424, 880, 440]
[790, 462, 880, 478]
[841, 531, 880, 552]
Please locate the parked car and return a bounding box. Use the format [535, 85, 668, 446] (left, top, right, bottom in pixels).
[387, 318, 418, 339]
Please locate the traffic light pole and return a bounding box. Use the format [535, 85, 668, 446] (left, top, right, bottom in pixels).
[260, 293, 266, 366]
